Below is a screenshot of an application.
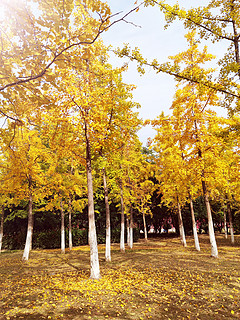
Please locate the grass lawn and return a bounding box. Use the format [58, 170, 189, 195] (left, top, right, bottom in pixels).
[0, 234, 240, 320]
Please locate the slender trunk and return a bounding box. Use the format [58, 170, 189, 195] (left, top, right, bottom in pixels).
[0, 206, 4, 252]
[68, 196, 73, 250]
[129, 207, 133, 249]
[23, 191, 33, 261]
[189, 194, 200, 251]
[69, 165, 74, 251]
[227, 201, 234, 244]
[143, 211, 148, 241]
[120, 183, 125, 252]
[103, 168, 111, 262]
[230, 3, 240, 79]
[127, 217, 130, 246]
[194, 110, 218, 257]
[223, 207, 228, 239]
[60, 199, 65, 254]
[202, 179, 218, 258]
[177, 197, 187, 247]
[86, 130, 100, 279]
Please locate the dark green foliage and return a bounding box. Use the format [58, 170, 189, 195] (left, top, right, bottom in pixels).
[66, 228, 88, 247]
[33, 229, 60, 249]
[234, 212, 240, 234]
[2, 229, 26, 250]
[2, 197, 140, 250]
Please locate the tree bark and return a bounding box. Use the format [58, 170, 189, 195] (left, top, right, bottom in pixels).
[68, 196, 73, 251]
[60, 198, 65, 254]
[68, 165, 74, 251]
[177, 197, 187, 247]
[129, 207, 133, 249]
[223, 207, 228, 239]
[0, 206, 4, 252]
[120, 183, 125, 252]
[201, 179, 218, 258]
[227, 201, 234, 244]
[230, 1, 240, 79]
[195, 119, 218, 257]
[143, 211, 148, 241]
[189, 194, 200, 251]
[127, 217, 130, 247]
[86, 129, 100, 279]
[23, 189, 33, 261]
[103, 168, 111, 262]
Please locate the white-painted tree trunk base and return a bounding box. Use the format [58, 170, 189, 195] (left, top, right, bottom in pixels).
[89, 231, 101, 280]
[177, 200, 187, 247]
[61, 229, 65, 254]
[189, 197, 200, 251]
[129, 227, 133, 249]
[105, 226, 111, 262]
[69, 231, 72, 251]
[120, 221, 125, 252]
[230, 226, 235, 244]
[208, 221, 218, 258]
[193, 226, 200, 251]
[0, 234, 2, 252]
[22, 229, 32, 261]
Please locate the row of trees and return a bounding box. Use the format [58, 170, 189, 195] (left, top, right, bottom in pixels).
[1, 0, 240, 280]
[150, 30, 239, 258]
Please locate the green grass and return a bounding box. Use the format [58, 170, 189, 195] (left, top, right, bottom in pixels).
[0, 234, 240, 319]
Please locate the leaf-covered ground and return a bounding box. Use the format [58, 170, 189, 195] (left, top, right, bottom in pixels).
[0, 234, 240, 320]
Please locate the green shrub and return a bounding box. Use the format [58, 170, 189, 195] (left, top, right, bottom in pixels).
[2, 231, 26, 250]
[33, 230, 60, 249]
[70, 228, 88, 246]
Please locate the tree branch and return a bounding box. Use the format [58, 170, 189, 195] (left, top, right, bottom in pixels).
[0, 3, 144, 93]
[115, 50, 240, 98]
[148, 0, 234, 42]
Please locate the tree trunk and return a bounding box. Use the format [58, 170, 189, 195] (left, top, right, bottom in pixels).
[143, 211, 148, 241]
[23, 191, 33, 261]
[202, 180, 218, 258]
[177, 197, 187, 247]
[223, 207, 228, 239]
[120, 183, 125, 252]
[127, 217, 130, 246]
[68, 196, 73, 251]
[230, 3, 240, 79]
[60, 198, 65, 254]
[129, 207, 133, 249]
[227, 201, 234, 244]
[86, 130, 100, 280]
[0, 206, 4, 252]
[103, 168, 111, 262]
[189, 194, 200, 251]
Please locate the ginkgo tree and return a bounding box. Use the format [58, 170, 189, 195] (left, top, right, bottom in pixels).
[0, 164, 14, 253]
[211, 114, 240, 244]
[42, 39, 141, 279]
[151, 31, 231, 257]
[151, 115, 189, 247]
[0, 123, 50, 260]
[116, 0, 240, 108]
[94, 67, 141, 261]
[0, 0, 142, 144]
[131, 167, 155, 242]
[143, 0, 240, 108]
[39, 100, 88, 253]
[120, 139, 148, 249]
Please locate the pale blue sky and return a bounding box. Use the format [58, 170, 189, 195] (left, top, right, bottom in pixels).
[102, 0, 227, 145]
